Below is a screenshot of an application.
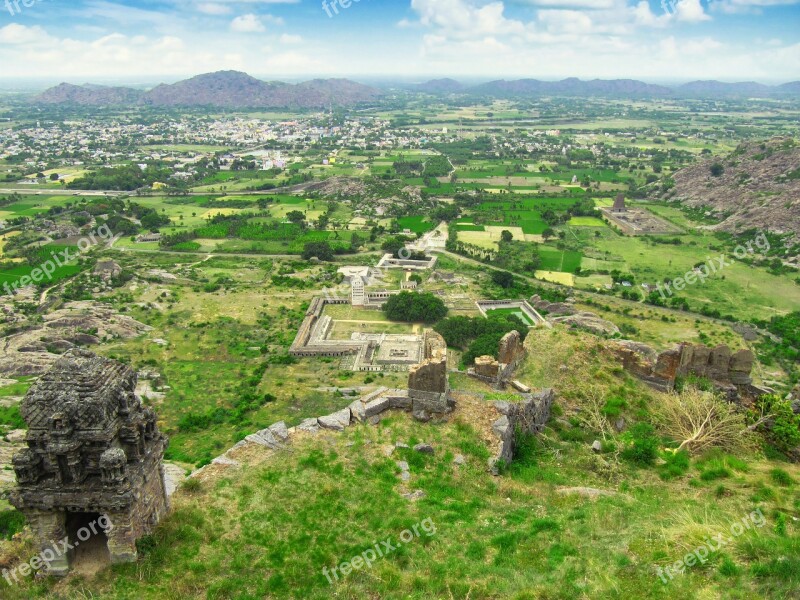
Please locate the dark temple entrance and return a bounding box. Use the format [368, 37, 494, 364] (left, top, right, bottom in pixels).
[65, 511, 111, 575]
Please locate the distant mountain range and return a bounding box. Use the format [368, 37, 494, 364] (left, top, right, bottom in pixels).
[412, 77, 800, 98]
[35, 71, 800, 107]
[36, 71, 383, 108]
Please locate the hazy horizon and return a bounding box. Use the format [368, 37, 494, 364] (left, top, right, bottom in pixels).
[0, 0, 797, 82]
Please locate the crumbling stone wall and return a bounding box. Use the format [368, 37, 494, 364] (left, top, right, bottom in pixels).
[468, 330, 526, 388]
[608, 341, 760, 398]
[498, 330, 525, 369]
[407, 330, 449, 414]
[9, 350, 169, 576]
[489, 389, 554, 472]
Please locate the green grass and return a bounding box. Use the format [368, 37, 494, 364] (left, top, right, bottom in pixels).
[397, 216, 436, 234]
[569, 217, 606, 227]
[538, 247, 583, 273]
[484, 307, 535, 326]
[0, 245, 82, 289]
[5, 406, 797, 600]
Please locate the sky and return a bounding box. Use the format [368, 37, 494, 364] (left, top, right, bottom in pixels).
[0, 0, 798, 84]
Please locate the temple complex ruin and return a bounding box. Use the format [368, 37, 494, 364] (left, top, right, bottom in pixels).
[9, 349, 169, 576]
[600, 194, 682, 236]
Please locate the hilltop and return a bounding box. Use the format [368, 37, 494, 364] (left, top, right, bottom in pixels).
[35, 71, 382, 108]
[2, 328, 798, 599]
[659, 138, 800, 240]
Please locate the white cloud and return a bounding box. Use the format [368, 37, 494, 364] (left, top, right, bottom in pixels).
[674, 0, 712, 21]
[710, 0, 798, 12]
[196, 3, 232, 15]
[411, 0, 530, 39]
[279, 34, 302, 44]
[0, 24, 50, 45]
[230, 14, 266, 33]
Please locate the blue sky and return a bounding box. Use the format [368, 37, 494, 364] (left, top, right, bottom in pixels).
[0, 0, 797, 83]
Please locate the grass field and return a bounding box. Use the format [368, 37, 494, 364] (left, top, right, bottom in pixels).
[535, 270, 576, 286]
[0, 245, 82, 291]
[484, 306, 535, 325]
[397, 216, 436, 234]
[538, 247, 583, 273]
[569, 216, 606, 227]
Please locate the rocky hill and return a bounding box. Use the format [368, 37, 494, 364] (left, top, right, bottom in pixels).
[470, 77, 673, 97]
[35, 83, 145, 106]
[411, 78, 466, 94]
[36, 71, 382, 108]
[660, 138, 800, 240]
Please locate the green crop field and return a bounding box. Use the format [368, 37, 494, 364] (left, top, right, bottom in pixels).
[538, 246, 583, 273]
[397, 216, 436, 234]
[0, 245, 82, 290]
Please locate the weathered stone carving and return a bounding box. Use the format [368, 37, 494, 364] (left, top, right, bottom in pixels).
[9, 349, 169, 576]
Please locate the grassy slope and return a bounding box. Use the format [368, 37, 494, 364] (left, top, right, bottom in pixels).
[3, 329, 798, 599]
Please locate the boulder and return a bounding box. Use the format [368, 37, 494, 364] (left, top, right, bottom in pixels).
[414, 443, 435, 454]
[348, 400, 366, 422]
[318, 408, 352, 431]
[297, 418, 320, 434]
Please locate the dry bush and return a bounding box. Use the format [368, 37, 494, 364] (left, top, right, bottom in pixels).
[651, 387, 756, 455]
[574, 386, 614, 439]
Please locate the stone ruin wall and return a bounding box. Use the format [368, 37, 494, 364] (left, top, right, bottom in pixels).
[609, 340, 761, 399]
[469, 330, 526, 388]
[489, 389, 554, 472]
[407, 330, 449, 414]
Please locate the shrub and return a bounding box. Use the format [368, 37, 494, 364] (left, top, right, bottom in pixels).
[749, 394, 800, 453]
[621, 423, 660, 466]
[769, 468, 795, 487]
[0, 509, 26, 540]
[659, 450, 690, 480]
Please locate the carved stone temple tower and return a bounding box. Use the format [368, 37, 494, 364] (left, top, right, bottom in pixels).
[9, 349, 169, 576]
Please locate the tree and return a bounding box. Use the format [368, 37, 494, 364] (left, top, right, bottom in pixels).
[500, 230, 513, 243]
[302, 241, 334, 262]
[710, 163, 725, 177]
[49, 173, 59, 181]
[542, 228, 556, 241]
[383, 292, 447, 323]
[286, 210, 306, 227]
[491, 270, 515, 289]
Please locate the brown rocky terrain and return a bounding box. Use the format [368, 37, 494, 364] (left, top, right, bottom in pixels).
[659, 138, 800, 241]
[0, 301, 151, 377]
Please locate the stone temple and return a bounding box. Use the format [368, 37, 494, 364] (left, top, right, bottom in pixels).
[9, 349, 169, 576]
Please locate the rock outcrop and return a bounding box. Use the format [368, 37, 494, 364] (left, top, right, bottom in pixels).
[0, 301, 151, 377]
[529, 295, 576, 316]
[549, 312, 620, 336]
